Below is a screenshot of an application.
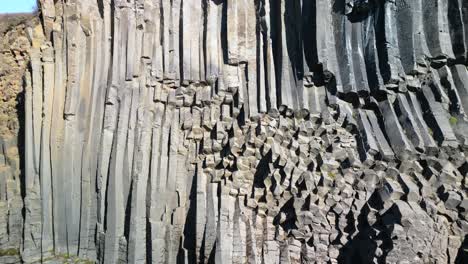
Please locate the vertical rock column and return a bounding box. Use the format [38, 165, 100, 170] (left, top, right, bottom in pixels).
[5, 0, 468, 263]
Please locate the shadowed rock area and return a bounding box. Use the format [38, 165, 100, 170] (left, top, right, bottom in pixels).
[1, 0, 468, 263]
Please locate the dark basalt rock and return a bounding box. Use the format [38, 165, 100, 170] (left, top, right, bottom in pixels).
[0, 0, 467, 263]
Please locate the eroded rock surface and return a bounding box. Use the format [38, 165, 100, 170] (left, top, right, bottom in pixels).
[1, 0, 468, 263]
[0, 16, 37, 264]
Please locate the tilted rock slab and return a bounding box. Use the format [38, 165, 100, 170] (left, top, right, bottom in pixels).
[0, 0, 468, 263]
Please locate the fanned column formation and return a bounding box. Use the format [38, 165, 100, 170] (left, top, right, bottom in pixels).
[0, 0, 468, 263]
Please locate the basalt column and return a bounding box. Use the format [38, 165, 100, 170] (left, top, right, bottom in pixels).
[1, 0, 468, 263]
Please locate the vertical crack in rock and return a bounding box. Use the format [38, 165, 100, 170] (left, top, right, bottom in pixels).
[0, 0, 467, 263]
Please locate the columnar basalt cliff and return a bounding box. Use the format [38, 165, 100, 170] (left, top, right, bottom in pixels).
[1, 0, 468, 263]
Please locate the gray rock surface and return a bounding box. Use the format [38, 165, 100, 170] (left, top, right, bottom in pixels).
[0, 0, 468, 263]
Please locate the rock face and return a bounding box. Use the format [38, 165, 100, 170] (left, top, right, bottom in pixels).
[0, 16, 37, 264]
[1, 0, 468, 263]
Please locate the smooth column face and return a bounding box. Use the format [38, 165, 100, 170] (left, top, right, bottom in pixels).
[128, 105, 153, 264]
[40, 47, 54, 256]
[2, 0, 468, 263]
[451, 65, 468, 112]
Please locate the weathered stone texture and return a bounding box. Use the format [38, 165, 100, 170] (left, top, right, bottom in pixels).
[1, 0, 468, 263]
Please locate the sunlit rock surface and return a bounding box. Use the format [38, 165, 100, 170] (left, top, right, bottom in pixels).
[1, 0, 468, 263]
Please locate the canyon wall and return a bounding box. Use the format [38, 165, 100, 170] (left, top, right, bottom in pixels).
[1, 0, 468, 263]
